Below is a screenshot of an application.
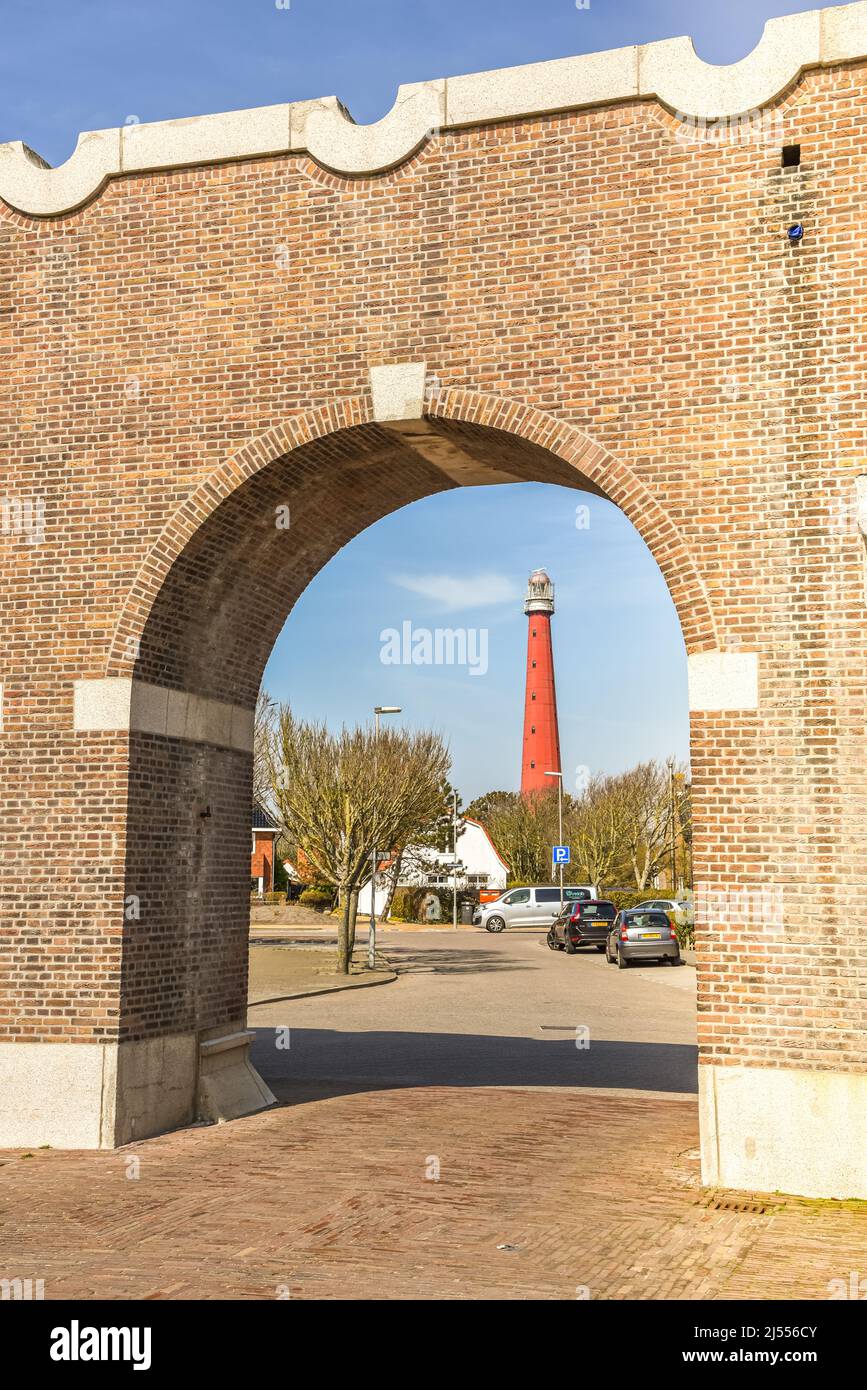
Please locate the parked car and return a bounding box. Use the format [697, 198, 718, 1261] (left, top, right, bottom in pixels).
[633, 897, 694, 926]
[547, 899, 617, 953]
[474, 884, 597, 932]
[606, 908, 681, 968]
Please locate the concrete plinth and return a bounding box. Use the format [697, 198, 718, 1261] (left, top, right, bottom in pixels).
[700, 1062, 867, 1200]
[0, 1031, 275, 1149]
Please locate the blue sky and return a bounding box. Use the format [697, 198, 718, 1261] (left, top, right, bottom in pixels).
[1, 0, 834, 800]
[266, 485, 687, 799]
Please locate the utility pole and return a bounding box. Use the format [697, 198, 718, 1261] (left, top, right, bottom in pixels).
[369, 705, 401, 970]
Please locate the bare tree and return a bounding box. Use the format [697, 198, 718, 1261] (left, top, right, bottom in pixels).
[614, 760, 689, 890]
[267, 708, 450, 972]
[567, 774, 627, 890]
[466, 761, 692, 895]
[253, 688, 277, 812]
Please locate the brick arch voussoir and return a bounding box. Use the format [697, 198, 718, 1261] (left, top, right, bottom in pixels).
[106, 395, 371, 675]
[107, 387, 718, 676]
[429, 387, 719, 653]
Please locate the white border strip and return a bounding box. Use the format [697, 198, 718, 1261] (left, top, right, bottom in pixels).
[73, 677, 254, 752]
[1, 3, 866, 212]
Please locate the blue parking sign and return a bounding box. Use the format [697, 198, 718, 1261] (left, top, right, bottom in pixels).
[552, 845, 570, 865]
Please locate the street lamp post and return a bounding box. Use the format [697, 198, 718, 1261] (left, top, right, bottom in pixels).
[370, 705, 401, 970]
[545, 769, 565, 913]
[452, 790, 458, 929]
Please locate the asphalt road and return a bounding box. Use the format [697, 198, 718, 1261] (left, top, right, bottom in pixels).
[249, 927, 697, 1103]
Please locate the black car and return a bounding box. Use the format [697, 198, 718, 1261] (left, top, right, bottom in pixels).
[547, 899, 617, 954]
[606, 908, 681, 968]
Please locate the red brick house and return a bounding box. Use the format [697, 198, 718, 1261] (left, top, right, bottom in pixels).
[250, 804, 279, 895]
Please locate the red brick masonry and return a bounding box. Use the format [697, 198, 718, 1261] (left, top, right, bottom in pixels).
[0, 16, 866, 1181]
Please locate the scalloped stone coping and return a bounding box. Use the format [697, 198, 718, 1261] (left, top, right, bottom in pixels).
[2, 2, 867, 215]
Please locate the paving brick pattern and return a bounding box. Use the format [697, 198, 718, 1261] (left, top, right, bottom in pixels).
[1, 1089, 864, 1300]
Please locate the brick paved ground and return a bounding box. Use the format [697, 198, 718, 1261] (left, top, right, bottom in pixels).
[1, 1086, 864, 1301]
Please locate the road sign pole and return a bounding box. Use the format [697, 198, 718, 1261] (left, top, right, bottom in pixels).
[558, 777, 564, 913]
[545, 769, 565, 912]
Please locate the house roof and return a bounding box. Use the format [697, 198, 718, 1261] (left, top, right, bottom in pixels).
[252, 803, 279, 831]
[463, 817, 510, 871]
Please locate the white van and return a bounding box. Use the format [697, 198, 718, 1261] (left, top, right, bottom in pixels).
[474, 884, 598, 932]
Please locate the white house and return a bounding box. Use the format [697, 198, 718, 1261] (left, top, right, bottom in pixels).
[358, 817, 508, 917]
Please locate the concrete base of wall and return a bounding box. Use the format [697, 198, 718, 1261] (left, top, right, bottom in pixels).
[0, 1031, 275, 1149]
[700, 1063, 867, 1200]
[198, 1029, 276, 1124]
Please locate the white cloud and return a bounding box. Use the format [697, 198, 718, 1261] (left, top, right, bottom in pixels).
[390, 570, 520, 612]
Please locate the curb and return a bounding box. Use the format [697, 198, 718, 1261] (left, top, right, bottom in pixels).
[248, 952, 397, 1006]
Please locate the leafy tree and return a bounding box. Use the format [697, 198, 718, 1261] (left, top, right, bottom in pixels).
[482, 790, 559, 884]
[464, 790, 515, 824]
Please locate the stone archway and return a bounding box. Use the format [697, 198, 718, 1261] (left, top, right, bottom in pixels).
[3, 3, 867, 1199]
[8, 385, 733, 1155]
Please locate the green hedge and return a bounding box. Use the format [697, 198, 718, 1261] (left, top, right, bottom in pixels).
[601, 889, 695, 949]
[299, 885, 336, 910]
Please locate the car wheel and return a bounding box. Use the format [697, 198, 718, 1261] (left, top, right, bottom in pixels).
[617, 949, 630, 969]
[564, 938, 577, 955]
[669, 955, 681, 967]
[546, 932, 559, 951]
[485, 916, 505, 934]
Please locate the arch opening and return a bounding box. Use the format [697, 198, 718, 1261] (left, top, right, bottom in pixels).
[115, 400, 704, 1153]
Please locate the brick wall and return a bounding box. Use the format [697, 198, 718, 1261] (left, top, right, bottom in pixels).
[1, 60, 866, 1081]
[251, 831, 275, 891]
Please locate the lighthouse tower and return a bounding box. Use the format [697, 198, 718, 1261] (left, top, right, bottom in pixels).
[520, 569, 562, 797]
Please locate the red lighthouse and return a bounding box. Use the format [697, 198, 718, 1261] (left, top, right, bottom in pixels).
[520, 569, 562, 797]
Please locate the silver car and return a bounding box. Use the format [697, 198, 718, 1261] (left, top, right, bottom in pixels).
[474, 884, 597, 933]
[606, 908, 681, 967]
[634, 896, 694, 927]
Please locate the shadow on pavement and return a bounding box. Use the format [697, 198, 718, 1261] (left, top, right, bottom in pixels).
[377, 945, 534, 974]
[250, 1027, 698, 1100]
